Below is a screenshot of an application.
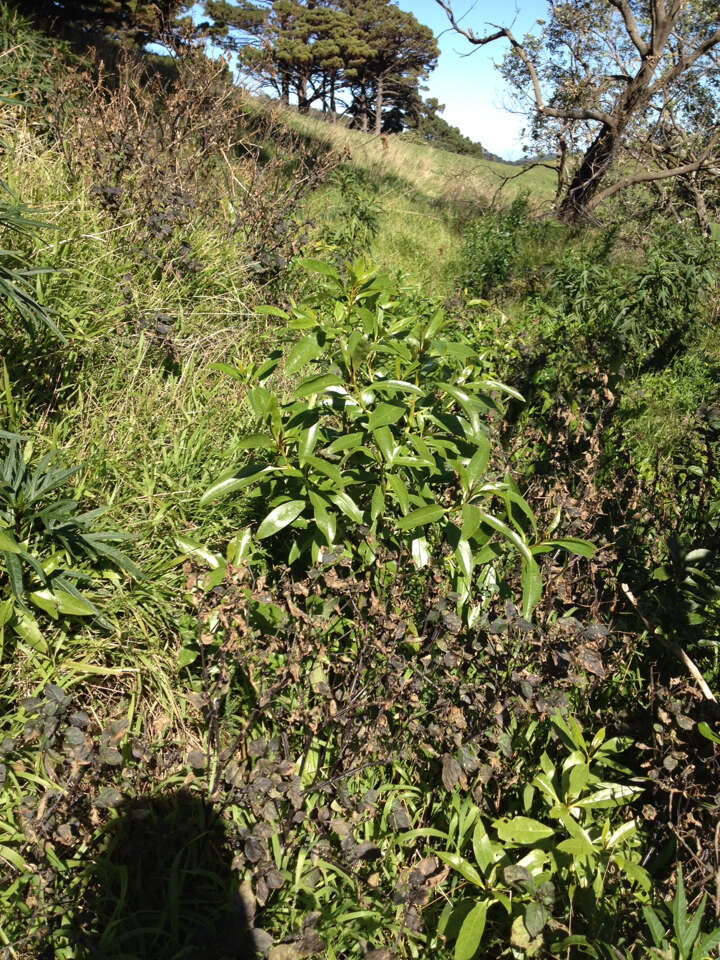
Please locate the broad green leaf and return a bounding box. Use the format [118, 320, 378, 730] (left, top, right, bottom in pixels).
[249, 385, 275, 419]
[257, 500, 306, 539]
[606, 819, 637, 848]
[411, 536, 430, 570]
[472, 819, 497, 872]
[368, 402, 405, 431]
[697, 722, 720, 745]
[373, 426, 396, 464]
[679, 895, 706, 960]
[642, 905, 666, 948]
[521, 556, 543, 620]
[455, 900, 490, 960]
[201, 465, 274, 505]
[331, 491, 364, 525]
[227, 527, 252, 565]
[673, 865, 688, 947]
[531, 538, 597, 558]
[293, 373, 343, 399]
[28, 589, 59, 619]
[478, 378, 524, 402]
[613, 855, 650, 892]
[255, 304, 289, 319]
[297, 257, 340, 280]
[573, 783, 644, 809]
[175, 535, 224, 569]
[0, 529, 20, 553]
[557, 837, 594, 859]
[54, 589, 97, 617]
[326, 431, 364, 454]
[233, 434, 276, 452]
[370, 379, 423, 396]
[493, 816, 554, 845]
[525, 902, 548, 939]
[298, 422, 320, 462]
[396, 504, 446, 531]
[303, 455, 344, 487]
[461, 504, 482, 540]
[285, 335, 323, 376]
[14, 613, 46, 652]
[437, 851, 484, 887]
[309, 491, 336, 545]
[694, 928, 720, 960]
[456, 539, 474, 578]
[387, 474, 410, 513]
[370, 484, 385, 522]
[466, 436, 491, 485]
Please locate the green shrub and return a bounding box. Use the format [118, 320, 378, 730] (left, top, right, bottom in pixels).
[431, 714, 648, 958]
[460, 197, 529, 297]
[202, 259, 592, 619]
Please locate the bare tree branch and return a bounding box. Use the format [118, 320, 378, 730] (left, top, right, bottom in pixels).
[434, 0, 616, 126]
[608, 0, 650, 56]
[649, 28, 720, 96]
[588, 128, 720, 209]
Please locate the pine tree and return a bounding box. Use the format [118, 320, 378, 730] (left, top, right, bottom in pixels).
[14, 0, 188, 45]
[204, 0, 437, 127]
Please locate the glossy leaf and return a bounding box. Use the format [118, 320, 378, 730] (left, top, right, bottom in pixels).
[493, 816, 555, 845]
[396, 504, 446, 531]
[455, 900, 490, 960]
[257, 500, 306, 539]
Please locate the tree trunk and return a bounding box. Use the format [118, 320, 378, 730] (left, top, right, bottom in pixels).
[685, 174, 712, 238]
[329, 71, 337, 123]
[557, 52, 661, 223]
[374, 78, 384, 135]
[358, 88, 368, 132]
[281, 73, 289, 106]
[296, 72, 310, 114]
[558, 124, 618, 223]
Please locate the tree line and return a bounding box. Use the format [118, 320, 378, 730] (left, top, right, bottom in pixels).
[21, 0, 440, 136]
[204, 1, 438, 134]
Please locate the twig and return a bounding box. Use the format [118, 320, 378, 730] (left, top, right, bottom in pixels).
[620, 582, 717, 702]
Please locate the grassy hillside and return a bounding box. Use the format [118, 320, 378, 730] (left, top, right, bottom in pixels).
[1, 8, 719, 960]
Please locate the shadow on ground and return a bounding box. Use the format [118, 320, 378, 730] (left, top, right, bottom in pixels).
[65, 789, 258, 960]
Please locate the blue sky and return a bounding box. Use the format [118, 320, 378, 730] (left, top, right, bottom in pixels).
[397, 1, 547, 158]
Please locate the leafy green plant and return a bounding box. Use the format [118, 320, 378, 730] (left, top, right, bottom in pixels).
[0, 436, 141, 648]
[323, 168, 382, 261]
[460, 196, 536, 298]
[423, 715, 647, 958]
[0, 182, 59, 338]
[643, 866, 720, 960]
[203, 259, 592, 618]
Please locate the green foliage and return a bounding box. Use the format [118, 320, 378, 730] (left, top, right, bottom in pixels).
[0, 436, 140, 646]
[460, 196, 549, 298]
[0, 183, 59, 338]
[205, 0, 438, 130]
[643, 867, 720, 960]
[549, 224, 718, 371]
[13, 0, 187, 45]
[203, 259, 592, 617]
[430, 715, 647, 958]
[322, 168, 381, 261]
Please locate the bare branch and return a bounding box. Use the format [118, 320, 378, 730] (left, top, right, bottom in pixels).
[588, 128, 720, 209]
[434, 0, 616, 126]
[649, 27, 720, 95]
[608, 0, 650, 57]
